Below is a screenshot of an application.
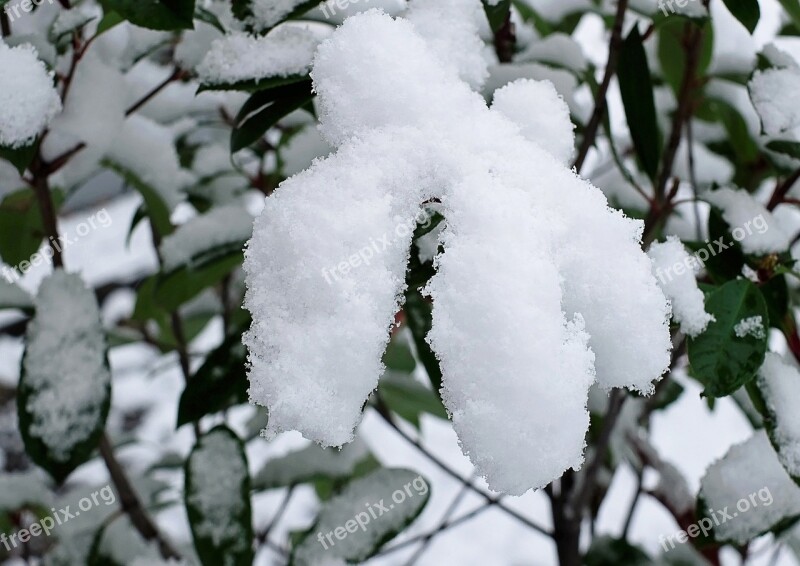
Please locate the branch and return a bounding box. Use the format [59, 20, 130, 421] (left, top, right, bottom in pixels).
[99, 436, 181, 560]
[572, 0, 629, 173]
[1, 11, 10, 37]
[767, 167, 800, 211]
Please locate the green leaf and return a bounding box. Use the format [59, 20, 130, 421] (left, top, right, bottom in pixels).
[98, 0, 196, 30]
[154, 243, 244, 309]
[194, 5, 225, 32]
[403, 289, 442, 395]
[618, 25, 661, 181]
[378, 372, 448, 429]
[231, 80, 315, 152]
[95, 10, 125, 35]
[585, 537, 652, 566]
[778, 0, 800, 31]
[185, 426, 254, 566]
[722, 0, 760, 33]
[198, 72, 310, 94]
[176, 329, 248, 427]
[688, 279, 769, 398]
[17, 271, 111, 483]
[382, 336, 416, 373]
[482, 0, 511, 33]
[0, 189, 50, 268]
[104, 160, 174, 238]
[658, 19, 714, 95]
[766, 139, 800, 159]
[0, 141, 37, 175]
[291, 468, 430, 564]
[252, 439, 375, 491]
[709, 99, 760, 163]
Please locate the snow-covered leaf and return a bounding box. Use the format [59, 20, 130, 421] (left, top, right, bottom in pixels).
[253, 438, 375, 491]
[688, 279, 768, 397]
[185, 426, 254, 566]
[291, 468, 430, 565]
[18, 271, 112, 483]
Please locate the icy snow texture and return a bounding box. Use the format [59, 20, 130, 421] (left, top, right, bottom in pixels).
[160, 205, 253, 271]
[749, 66, 800, 140]
[186, 429, 249, 553]
[0, 42, 62, 148]
[22, 271, 110, 462]
[699, 431, 800, 544]
[648, 237, 713, 337]
[705, 188, 791, 255]
[197, 26, 322, 86]
[491, 79, 574, 165]
[757, 353, 800, 479]
[734, 316, 765, 339]
[244, 10, 671, 494]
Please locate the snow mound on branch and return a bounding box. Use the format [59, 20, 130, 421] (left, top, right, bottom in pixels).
[705, 187, 790, 255]
[648, 236, 714, 337]
[749, 66, 800, 141]
[244, 9, 671, 494]
[0, 42, 62, 149]
[757, 353, 800, 479]
[491, 79, 574, 165]
[197, 26, 324, 86]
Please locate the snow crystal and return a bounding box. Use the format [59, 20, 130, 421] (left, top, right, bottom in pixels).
[757, 353, 800, 478]
[749, 66, 800, 140]
[734, 316, 765, 339]
[245, 10, 671, 494]
[705, 188, 790, 255]
[0, 42, 62, 149]
[404, 0, 489, 89]
[187, 429, 249, 553]
[648, 237, 714, 337]
[249, 0, 311, 31]
[699, 431, 800, 545]
[491, 79, 574, 165]
[197, 26, 323, 87]
[160, 205, 253, 271]
[22, 271, 110, 462]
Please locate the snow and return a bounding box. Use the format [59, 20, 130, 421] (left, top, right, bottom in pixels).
[491, 79, 574, 166]
[749, 66, 800, 141]
[0, 42, 62, 149]
[160, 204, 254, 271]
[0, 279, 33, 310]
[245, 10, 671, 495]
[0, 471, 53, 510]
[105, 114, 192, 210]
[757, 353, 800, 479]
[517, 32, 587, 73]
[248, 0, 311, 31]
[705, 187, 791, 255]
[21, 270, 110, 462]
[46, 53, 127, 148]
[50, 5, 97, 39]
[648, 237, 714, 338]
[734, 315, 765, 339]
[196, 25, 324, 87]
[404, 0, 489, 89]
[699, 430, 800, 545]
[186, 428, 250, 554]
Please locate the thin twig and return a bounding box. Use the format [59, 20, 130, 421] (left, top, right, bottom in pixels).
[572, 0, 629, 173]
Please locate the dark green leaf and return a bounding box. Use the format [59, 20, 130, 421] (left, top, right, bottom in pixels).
[194, 4, 225, 32]
[95, 10, 125, 35]
[291, 468, 430, 564]
[378, 372, 448, 429]
[722, 0, 760, 33]
[105, 160, 174, 238]
[231, 80, 314, 152]
[658, 19, 714, 95]
[382, 337, 416, 373]
[185, 426, 254, 566]
[618, 25, 661, 181]
[778, 0, 800, 31]
[688, 279, 769, 397]
[98, 0, 195, 30]
[198, 72, 309, 94]
[403, 290, 442, 396]
[177, 329, 248, 427]
[482, 0, 512, 33]
[766, 139, 800, 159]
[0, 141, 37, 175]
[18, 271, 111, 483]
